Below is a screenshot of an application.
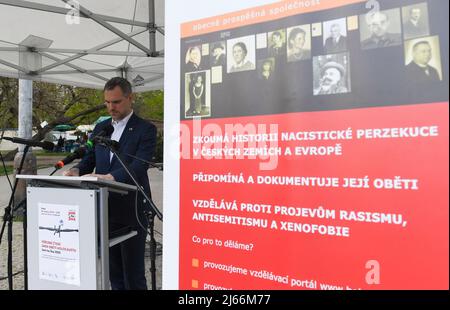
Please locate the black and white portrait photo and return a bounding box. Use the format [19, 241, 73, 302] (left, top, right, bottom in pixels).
[360, 9, 402, 50]
[323, 18, 348, 54]
[402, 3, 430, 40]
[404, 36, 443, 84]
[227, 36, 256, 73]
[267, 29, 286, 58]
[286, 24, 311, 62]
[210, 41, 226, 67]
[257, 58, 275, 81]
[313, 53, 351, 96]
[185, 71, 211, 118]
[184, 45, 204, 72]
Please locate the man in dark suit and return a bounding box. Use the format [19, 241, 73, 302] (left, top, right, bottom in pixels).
[403, 7, 429, 39]
[405, 41, 441, 84]
[324, 23, 347, 53]
[361, 11, 402, 49]
[64, 77, 157, 290]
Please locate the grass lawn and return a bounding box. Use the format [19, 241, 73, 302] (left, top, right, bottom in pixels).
[33, 150, 71, 157]
[0, 150, 71, 157]
[0, 165, 14, 176]
[0, 164, 54, 176]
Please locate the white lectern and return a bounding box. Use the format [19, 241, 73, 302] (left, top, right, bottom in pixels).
[17, 175, 137, 290]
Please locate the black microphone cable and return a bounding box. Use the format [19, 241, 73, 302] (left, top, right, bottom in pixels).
[133, 187, 163, 238]
[0, 129, 13, 192]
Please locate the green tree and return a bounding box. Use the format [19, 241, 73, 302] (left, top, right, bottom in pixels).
[134, 89, 164, 122]
[134, 90, 164, 162]
[1, 77, 165, 162]
[0, 77, 19, 128]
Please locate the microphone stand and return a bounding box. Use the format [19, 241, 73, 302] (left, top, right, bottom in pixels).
[98, 140, 162, 290]
[124, 153, 163, 171]
[49, 168, 58, 176]
[0, 144, 31, 290]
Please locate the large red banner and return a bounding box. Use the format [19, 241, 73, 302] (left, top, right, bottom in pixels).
[180, 102, 449, 290]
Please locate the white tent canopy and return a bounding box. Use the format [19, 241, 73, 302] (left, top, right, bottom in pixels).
[0, 0, 164, 92]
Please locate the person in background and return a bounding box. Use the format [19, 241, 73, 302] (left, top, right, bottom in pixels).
[56, 136, 65, 152]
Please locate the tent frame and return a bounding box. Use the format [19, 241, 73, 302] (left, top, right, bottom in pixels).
[0, 0, 164, 85]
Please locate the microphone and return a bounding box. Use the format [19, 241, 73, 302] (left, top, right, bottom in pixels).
[3, 137, 54, 151]
[54, 147, 86, 169]
[87, 124, 114, 148]
[54, 124, 115, 170]
[94, 136, 120, 151]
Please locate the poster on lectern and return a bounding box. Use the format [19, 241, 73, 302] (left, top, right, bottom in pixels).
[164, 0, 449, 290]
[38, 203, 80, 286]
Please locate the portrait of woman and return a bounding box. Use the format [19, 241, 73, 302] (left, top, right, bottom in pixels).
[228, 41, 256, 73]
[287, 25, 311, 62]
[185, 46, 203, 72]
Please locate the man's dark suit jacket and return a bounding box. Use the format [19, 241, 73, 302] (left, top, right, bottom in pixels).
[405, 61, 441, 84]
[361, 33, 402, 49]
[403, 20, 428, 39]
[76, 113, 157, 227]
[324, 36, 347, 53]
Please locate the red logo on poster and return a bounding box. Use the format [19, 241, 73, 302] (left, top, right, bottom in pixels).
[68, 211, 76, 221]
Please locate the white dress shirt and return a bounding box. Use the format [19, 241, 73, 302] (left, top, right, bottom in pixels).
[110, 111, 133, 161]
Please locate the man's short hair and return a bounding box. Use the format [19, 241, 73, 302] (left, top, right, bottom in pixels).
[272, 31, 282, 38]
[104, 77, 133, 96]
[412, 40, 430, 51]
[331, 23, 340, 30]
[367, 11, 389, 24]
[212, 43, 224, 51]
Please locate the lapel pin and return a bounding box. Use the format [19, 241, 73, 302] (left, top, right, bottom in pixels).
[129, 127, 133, 131]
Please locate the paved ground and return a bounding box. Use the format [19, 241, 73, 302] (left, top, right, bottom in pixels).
[0, 161, 163, 290]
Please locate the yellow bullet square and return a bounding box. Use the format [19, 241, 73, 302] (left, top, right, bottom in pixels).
[347, 15, 359, 31]
[192, 280, 199, 288]
[192, 258, 199, 267]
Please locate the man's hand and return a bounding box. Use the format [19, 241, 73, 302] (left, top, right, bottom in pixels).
[63, 168, 80, 176]
[84, 173, 115, 181]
